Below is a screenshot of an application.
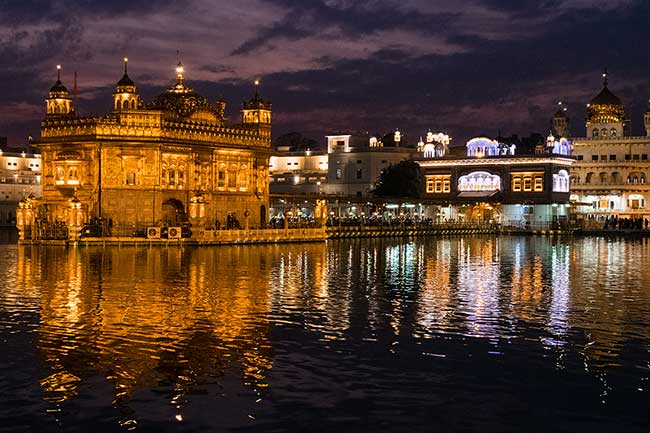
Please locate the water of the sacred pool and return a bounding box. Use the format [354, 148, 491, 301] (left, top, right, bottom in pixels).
[1, 237, 649, 432]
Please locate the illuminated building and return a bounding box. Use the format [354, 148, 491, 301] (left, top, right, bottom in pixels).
[31, 60, 272, 235]
[417, 135, 574, 227]
[269, 132, 418, 218]
[269, 132, 417, 197]
[563, 71, 650, 221]
[0, 146, 42, 230]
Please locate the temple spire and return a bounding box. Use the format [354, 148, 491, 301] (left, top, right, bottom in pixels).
[175, 50, 184, 88]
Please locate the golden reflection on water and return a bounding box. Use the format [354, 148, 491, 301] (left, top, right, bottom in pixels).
[16, 245, 284, 408]
[8, 237, 650, 416]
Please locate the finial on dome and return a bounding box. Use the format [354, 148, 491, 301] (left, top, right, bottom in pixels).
[603, 68, 608, 87]
[175, 50, 185, 88]
[124, 57, 128, 74]
[57, 64, 61, 81]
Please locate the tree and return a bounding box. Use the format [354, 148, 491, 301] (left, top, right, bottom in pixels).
[372, 160, 423, 198]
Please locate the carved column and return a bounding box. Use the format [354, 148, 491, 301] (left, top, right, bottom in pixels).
[188, 193, 206, 230]
[68, 197, 85, 241]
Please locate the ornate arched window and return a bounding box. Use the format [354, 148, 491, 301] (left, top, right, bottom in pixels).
[593, 129, 599, 138]
[610, 128, 617, 137]
[553, 170, 570, 192]
[423, 143, 435, 159]
[599, 172, 607, 184]
[457, 171, 501, 192]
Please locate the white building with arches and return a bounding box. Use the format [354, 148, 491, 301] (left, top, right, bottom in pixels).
[565, 72, 650, 221]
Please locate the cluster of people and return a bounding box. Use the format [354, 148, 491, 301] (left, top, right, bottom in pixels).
[81, 217, 113, 237]
[603, 216, 649, 230]
[325, 215, 493, 228]
[268, 215, 319, 229]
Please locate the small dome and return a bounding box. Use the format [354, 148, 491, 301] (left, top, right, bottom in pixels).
[115, 59, 137, 93]
[243, 92, 271, 110]
[243, 81, 271, 110]
[50, 79, 68, 94]
[117, 73, 135, 88]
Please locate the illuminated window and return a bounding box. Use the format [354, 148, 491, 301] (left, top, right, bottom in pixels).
[425, 174, 451, 194]
[458, 172, 501, 192]
[336, 168, 342, 179]
[67, 167, 79, 185]
[126, 173, 136, 185]
[426, 178, 434, 192]
[511, 172, 544, 192]
[553, 170, 570, 192]
[55, 166, 65, 184]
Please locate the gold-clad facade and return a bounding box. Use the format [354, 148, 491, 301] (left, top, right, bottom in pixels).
[37, 61, 272, 231]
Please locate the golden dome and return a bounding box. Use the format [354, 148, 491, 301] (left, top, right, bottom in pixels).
[147, 62, 225, 119]
[586, 71, 625, 124]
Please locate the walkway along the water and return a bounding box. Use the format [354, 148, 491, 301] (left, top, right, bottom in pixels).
[20, 224, 636, 246]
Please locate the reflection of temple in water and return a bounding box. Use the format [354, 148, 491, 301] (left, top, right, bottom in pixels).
[16, 246, 276, 411]
[10, 237, 650, 420]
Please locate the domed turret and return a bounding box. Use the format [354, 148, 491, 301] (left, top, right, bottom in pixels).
[113, 58, 141, 111]
[242, 80, 272, 126]
[45, 65, 73, 117]
[552, 101, 569, 137]
[586, 69, 625, 139]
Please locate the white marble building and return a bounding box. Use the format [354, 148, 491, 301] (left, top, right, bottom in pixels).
[559, 72, 650, 222]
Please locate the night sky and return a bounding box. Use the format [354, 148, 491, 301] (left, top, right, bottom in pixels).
[1, 0, 650, 147]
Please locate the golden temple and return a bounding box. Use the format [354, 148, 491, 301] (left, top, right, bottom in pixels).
[31, 59, 272, 236]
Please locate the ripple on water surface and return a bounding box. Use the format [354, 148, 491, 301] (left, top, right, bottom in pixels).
[1, 237, 650, 432]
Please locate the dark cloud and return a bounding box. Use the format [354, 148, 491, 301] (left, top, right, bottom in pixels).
[1, 0, 650, 147]
[477, 0, 563, 17]
[0, 0, 187, 22]
[231, 0, 458, 55]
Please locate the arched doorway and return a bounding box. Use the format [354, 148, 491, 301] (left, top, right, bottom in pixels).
[162, 199, 187, 225]
[260, 205, 266, 228]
